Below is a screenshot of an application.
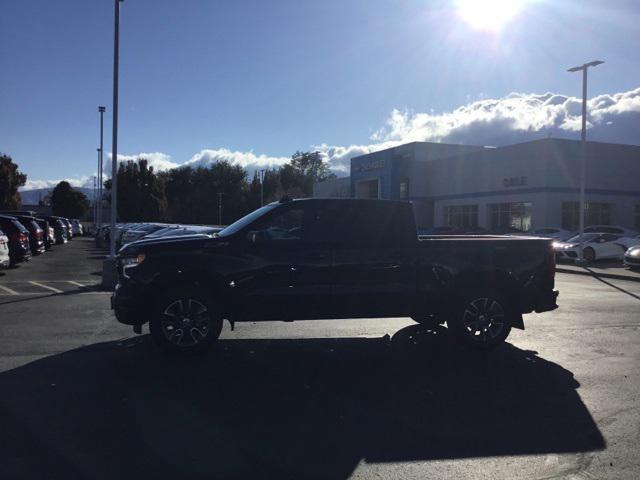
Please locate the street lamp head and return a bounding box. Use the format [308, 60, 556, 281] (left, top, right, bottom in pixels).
[585, 60, 604, 68]
[98, 106, 106, 112]
[567, 60, 604, 72]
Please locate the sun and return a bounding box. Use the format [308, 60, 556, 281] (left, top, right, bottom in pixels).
[456, 0, 525, 32]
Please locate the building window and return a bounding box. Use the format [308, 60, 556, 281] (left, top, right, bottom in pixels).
[561, 202, 613, 230]
[488, 202, 532, 232]
[399, 179, 409, 199]
[443, 205, 478, 228]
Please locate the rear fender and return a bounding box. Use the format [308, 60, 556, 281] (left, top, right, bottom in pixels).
[454, 269, 525, 330]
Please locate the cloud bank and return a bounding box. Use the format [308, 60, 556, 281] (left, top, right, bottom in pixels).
[22, 86, 640, 190]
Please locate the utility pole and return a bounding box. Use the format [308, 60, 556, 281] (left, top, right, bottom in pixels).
[567, 60, 604, 265]
[93, 175, 97, 224]
[109, 0, 124, 257]
[218, 193, 224, 226]
[260, 169, 265, 206]
[98, 106, 106, 227]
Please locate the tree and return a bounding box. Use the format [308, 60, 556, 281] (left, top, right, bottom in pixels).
[162, 161, 248, 224]
[0, 154, 27, 209]
[111, 159, 167, 222]
[281, 151, 336, 197]
[51, 181, 90, 218]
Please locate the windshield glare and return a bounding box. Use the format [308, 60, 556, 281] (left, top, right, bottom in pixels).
[218, 204, 277, 237]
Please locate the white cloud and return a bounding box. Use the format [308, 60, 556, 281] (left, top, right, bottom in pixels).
[110, 151, 180, 171]
[183, 148, 290, 172]
[22, 86, 640, 190]
[371, 86, 640, 147]
[21, 176, 93, 191]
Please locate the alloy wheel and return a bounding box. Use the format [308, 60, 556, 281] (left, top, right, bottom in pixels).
[161, 298, 210, 347]
[462, 297, 506, 343]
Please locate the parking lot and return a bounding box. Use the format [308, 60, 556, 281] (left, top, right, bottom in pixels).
[1, 237, 639, 479]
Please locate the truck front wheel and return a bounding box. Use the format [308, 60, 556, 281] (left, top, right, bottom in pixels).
[149, 289, 223, 354]
[448, 292, 512, 349]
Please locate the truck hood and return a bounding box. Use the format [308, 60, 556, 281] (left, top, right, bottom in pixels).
[118, 234, 217, 256]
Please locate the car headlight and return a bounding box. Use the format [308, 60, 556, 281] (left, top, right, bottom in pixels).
[121, 253, 146, 278]
[629, 249, 640, 257]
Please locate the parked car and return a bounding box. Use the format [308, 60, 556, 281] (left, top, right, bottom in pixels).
[616, 233, 640, 250]
[624, 245, 640, 270]
[0, 215, 32, 265]
[529, 227, 574, 241]
[583, 225, 638, 237]
[143, 225, 223, 240]
[34, 218, 54, 250]
[71, 219, 84, 236]
[10, 215, 46, 255]
[59, 217, 74, 239]
[553, 233, 627, 262]
[120, 224, 175, 247]
[41, 216, 69, 244]
[113, 198, 558, 354]
[0, 228, 10, 269]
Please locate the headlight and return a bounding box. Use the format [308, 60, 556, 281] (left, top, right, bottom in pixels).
[121, 253, 146, 278]
[629, 249, 640, 257]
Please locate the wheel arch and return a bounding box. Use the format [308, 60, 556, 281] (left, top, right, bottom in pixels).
[451, 269, 525, 329]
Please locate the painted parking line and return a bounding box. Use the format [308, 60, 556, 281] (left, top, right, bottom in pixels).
[0, 280, 104, 295]
[29, 281, 63, 294]
[0, 284, 19, 295]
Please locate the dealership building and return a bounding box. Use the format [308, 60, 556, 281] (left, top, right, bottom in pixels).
[313, 138, 640, 232]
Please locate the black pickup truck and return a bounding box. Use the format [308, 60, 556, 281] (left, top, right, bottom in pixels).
[112, 198, 558, 353]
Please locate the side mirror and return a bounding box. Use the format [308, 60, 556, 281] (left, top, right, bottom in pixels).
[247, 230, 269, 244]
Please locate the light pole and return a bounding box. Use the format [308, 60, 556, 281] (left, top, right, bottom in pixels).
[109, 0, 124, 257]
[567, 60, 603, 265]
[98, 106, 106, 228]
[217, 193, 224, 226]
[93, 175, 97, 223]
[260, 169, 265, 206]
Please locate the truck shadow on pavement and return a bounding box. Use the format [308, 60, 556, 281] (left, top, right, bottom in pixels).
[0, 325, 605, 480]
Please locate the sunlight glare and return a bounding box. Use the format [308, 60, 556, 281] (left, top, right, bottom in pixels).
[456, 0, 525, 32]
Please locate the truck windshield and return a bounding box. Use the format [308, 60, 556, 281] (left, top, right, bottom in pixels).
[218, 204, 278, 237]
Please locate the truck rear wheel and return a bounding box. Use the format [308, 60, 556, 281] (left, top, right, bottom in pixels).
[448, 292, 512, 349]
[149, 289, 223, 354]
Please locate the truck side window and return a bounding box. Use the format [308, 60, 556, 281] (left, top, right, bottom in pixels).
[255, 207, 305, 241]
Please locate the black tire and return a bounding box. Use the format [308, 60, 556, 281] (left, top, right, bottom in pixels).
[448, 292, 513, 350]
[583, 247, 596, 263]
[149, 289, 223, 354]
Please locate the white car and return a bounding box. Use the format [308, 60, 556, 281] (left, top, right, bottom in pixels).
[71, 219, 84, 236]
[553, 233, 627, 262]
[0, 229, 10, 269]
[529, 227, 574, 241]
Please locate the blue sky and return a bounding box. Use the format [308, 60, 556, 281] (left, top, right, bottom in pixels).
[2, 0, 639, 189]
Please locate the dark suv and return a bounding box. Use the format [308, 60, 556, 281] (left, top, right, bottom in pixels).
[10, 215, 46, 255]
[0, 215, 32, 265]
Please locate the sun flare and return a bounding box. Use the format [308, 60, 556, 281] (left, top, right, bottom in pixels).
[456, 0, 525, 32]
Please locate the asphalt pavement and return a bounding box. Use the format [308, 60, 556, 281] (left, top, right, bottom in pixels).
[0, 237, 639, 479]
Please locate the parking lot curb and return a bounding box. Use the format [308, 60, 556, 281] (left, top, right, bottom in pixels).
[556, 266, 640, 283]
